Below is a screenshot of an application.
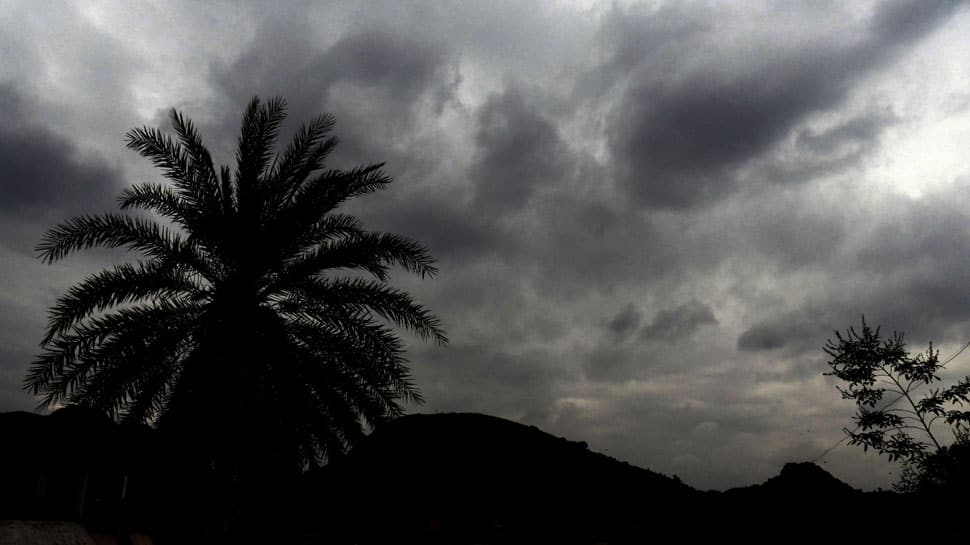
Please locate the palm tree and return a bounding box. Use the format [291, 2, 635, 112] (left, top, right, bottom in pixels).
[24, 96, 447, 478]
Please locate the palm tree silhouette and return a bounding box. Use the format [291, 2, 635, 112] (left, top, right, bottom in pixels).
[24, 96, 447, 479]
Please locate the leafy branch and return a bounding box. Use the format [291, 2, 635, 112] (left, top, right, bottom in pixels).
[824, 318, 970, 492]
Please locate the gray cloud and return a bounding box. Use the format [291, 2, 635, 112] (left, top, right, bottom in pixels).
[582, 343, 639, 383]
[795, 110, 898, 158]
[470, 87, 572, 212]
[0, 85, 123, 233]
[752, 107, 901, 185]
[410, 340, 574, 421]
[737, 311, 830, 354]
[209, 20, 459, 170]
[324, 27, 458, 112]
[698, 183, 852, 272]
[584, 299, 722, 383]
[0, 83, 128, 412]
[357, 187, 506, 262]
[607, 304, 642, 338]
[641, 300, 717, 341]
[200, 16, 502, 267]
[603, 0, 962, 209]
[738, 185, 970, 356]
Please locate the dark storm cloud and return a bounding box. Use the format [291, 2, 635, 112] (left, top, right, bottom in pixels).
[346, 83, 584, 266]
[209, 20, 458, 169]
[0, 82, 128, 412]
[751, 108, 900, 186]
[736, 299, 946, 362]
[0, 123, 119, 217]
[206, 15, 618, 288]
[711, 184, 851, 271]
[352, 77, 607, 274]
[640, 300, 717, 341]
[202, 19, 511, 266]
[470, 87, 572, 212]
[352, 187, 508, 262]
[584, 300, 720, 383]
[739, 296, 950, 360]
[0, 84, 124, 250]
[738, 188, 970, 356]
[607, 304, 642, 338]
[1, 0, 965, 492]
[848, 193, 970, 277]
[322, 27, 457, 114]
[737, 311, 831, 354]
[604, 0, 963, 209]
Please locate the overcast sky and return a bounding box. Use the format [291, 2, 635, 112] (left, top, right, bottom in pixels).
[3, 0, 970, 491]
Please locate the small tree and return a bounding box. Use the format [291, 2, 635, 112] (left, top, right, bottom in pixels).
[824, 319, 970, 492]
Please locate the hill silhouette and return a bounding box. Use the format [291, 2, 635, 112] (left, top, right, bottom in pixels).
[0, 408, 156, 526]
[295, 412, 694, 543]
[724, 461, 860, 500]
[294, 413, 962, 543]
[2, 410, 965, 543]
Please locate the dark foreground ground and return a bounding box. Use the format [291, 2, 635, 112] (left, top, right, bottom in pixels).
[0, 409, 964, 543]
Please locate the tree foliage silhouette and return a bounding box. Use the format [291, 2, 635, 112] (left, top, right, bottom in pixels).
[24, 96, 447, 479]
[824, 319, 970, 492]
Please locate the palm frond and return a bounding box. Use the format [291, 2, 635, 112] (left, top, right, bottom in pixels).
[75, 327, 191, 419]
[125, 126, 190, 184]
[272, 113, 337, 192]
[281, 276, 447, 344]
[42, 260, 202, 344]
[170, 109, 217, 184]
[118, 183, 192, 225]
[283, 313, 422, 405]
[288, 164, 392, 217]
[273, 231, 438, 291]
[36, 213, 221, 281]
[27, 301, 199, 403]
[235, 97, 287, 209]
[264, 213, 366, 274]
[37, 213, 179, 263]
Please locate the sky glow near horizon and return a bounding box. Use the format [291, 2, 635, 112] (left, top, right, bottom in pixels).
[2, 0, 970, 491]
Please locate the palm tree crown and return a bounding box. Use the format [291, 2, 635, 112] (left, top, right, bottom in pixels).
[25, 97, 446, 473]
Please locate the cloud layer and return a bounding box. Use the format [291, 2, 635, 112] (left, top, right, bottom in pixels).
[2, 0, 970, 491]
